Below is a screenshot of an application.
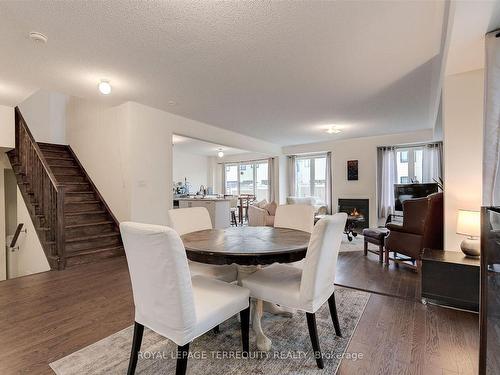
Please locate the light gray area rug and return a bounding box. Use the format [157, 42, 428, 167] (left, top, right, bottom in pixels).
[339, 234, 364, 252]
[50, 287, 369, 375]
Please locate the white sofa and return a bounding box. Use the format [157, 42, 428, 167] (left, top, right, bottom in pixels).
[286, 196, 328, 215]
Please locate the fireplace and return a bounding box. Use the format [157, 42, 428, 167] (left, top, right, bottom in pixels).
[338, 199, 369, 234]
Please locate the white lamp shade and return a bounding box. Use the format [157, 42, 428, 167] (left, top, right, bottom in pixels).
[456, 210, 480, 237]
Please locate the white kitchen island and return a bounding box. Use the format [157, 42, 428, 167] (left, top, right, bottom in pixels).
[177, 198, 231, 229]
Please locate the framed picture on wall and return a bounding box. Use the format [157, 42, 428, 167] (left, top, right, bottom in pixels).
[347, 160, 358, 181]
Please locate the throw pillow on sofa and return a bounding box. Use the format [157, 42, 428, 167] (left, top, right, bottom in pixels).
[265, 201, 277, 216]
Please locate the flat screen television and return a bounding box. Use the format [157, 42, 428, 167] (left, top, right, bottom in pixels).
[394, 183, 439, 212]
[479, 206, 500, 374]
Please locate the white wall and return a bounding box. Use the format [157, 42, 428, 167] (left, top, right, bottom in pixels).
[66, 99, 281, 225]
[283, 130, 434, 227]
[0, 105, 14, 149]
[18, 90, 68, 144]
[443, 69, 484, 250]
[67, 98, 131, 222]
[172, 149, 209, 194]
[13, 187, 50, 277]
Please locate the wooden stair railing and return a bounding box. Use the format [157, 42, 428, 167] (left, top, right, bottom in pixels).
[8, 107, 124, 270]
[7, 107, 65, 269]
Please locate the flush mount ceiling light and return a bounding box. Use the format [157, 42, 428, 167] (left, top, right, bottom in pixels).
[98, 80, 112, 95]
[168, 100, 177, 106]
[29, 31, 48, 44]
[217, 148, 224, 158]
[326, 125, 341, 134]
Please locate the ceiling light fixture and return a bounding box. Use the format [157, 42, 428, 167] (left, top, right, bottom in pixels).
[29, 31, 48, 44]
[98, 80, 112, 95]
[217, 148, 224, 158]
[326, 125, 341, 134]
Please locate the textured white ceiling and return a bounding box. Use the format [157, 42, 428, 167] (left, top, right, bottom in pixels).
[172, 134, 248, 157]
[0, 1, 447, 145]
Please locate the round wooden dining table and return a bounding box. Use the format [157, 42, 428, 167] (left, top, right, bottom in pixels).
[181, 226, 311, 351]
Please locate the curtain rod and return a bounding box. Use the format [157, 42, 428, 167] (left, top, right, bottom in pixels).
[377, 141, 442, 150]
[217, 157, 272, 165]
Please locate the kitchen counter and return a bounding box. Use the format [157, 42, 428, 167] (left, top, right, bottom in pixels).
[176, 198, 231, 228]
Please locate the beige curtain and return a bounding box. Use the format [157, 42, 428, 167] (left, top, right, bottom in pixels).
[325, 152, 333, 213]
[422, 142, 443, 183]
[221, 164, 226, 195]
[377, 146, 397, 218]
[287, 155, 296, 198]
[268, 157, 275, 202]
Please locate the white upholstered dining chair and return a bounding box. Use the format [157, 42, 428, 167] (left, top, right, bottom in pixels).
[274, 204, 315, 268]
[274, 204, 315, 234]
[241, 213, 347, 369]
[120, 222, 250, 375]
[167, 207, 238, 283]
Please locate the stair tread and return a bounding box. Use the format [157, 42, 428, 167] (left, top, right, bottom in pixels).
[66, 191, 94, 194]
[38, 142, 69, 147]
[65, 245, 124, 258]
[65, 210, 106, 216]
[45, 156, 74, 161]
[65, 221, 114, 229]
[66, 200, 100, 204]
[51, 165, 80, 169]
[66, 232, 120, 243]
[62, 182, 89, 185]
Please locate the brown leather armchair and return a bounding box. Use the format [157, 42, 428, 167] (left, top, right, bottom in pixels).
[384, 192, 444, 272]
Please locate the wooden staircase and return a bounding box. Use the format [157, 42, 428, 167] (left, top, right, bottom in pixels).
[7, 107, 124, 270]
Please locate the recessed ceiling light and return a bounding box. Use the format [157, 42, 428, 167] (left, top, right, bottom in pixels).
[217, 148, 224, 158]
[29, 31, 48, 44]
[326, 125, 341, 134]
[168, 100, 176, 106]
[98, 80, 112, 95]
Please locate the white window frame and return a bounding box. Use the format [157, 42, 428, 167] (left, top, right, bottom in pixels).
[224, 160, 269, 197]
[396, 146, 424, 184]
[295, 154, 327, 203]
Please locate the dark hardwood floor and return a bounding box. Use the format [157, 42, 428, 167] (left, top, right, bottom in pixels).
[338, 293, 479, 375]
[0, 255, 478, 374]
[336, 250, 421, 300]
[0, 258, 133, 375]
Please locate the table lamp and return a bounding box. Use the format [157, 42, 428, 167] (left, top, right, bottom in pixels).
[456, 209, 480, 257]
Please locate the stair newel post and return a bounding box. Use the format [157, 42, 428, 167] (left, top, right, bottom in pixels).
[56, 185, 66, 270]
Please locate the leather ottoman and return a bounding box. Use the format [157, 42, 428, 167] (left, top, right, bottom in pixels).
[362, 227, 389, 263]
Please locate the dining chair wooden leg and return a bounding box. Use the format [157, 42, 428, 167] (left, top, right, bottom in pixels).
[240, 305, 250, 357]
[306, 313, 324, 369]
[328, 293, 342, 337]
[176, 343, 190, 375]
[127, 321, 144, 375]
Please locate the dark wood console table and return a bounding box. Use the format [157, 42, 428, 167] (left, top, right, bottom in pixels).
[421, 249, 480, 312]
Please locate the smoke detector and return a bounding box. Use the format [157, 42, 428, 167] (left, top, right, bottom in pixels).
[29, 31, 48, 44]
